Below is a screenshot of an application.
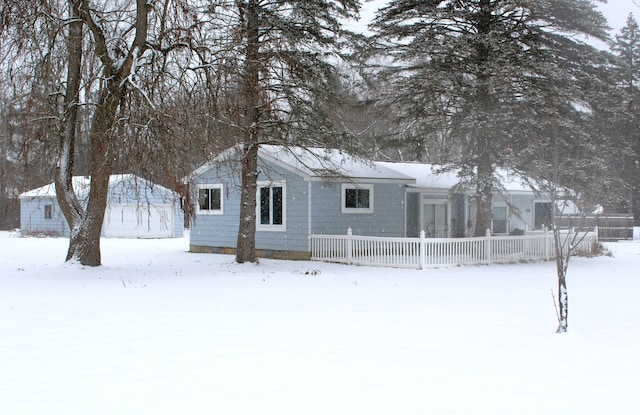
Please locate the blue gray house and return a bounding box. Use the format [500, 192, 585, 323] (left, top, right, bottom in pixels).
[188, 145, 551, 259]
[378, 162, 553, 238]
[19, 174, 184, 238]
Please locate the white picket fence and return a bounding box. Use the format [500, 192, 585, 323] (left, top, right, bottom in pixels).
[310, 228, 599, 269]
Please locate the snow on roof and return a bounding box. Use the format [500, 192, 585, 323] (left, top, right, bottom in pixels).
[376, 162, 460, 189]
[192, 145, 537, 192]
[19, 174, 172, 199]
[377, 162, 535, 193]
[259, 145, 415, 181]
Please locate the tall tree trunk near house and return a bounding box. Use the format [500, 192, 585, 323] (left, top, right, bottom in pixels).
[236, 143, 259, 263]
[54, 0, 150, 266]
[55, 0, 85, 261]
[64, 90, 120, 265]
[474, 156, 493, 237]
[235, 0, 261, 264]
[472, 0, 495, 237]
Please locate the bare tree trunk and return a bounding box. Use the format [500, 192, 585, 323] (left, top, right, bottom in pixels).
[0, 100, 7, 228]
[235, 0, 260, 264]
[556, 266, 569, 333]
[64, 91, 120, 265]
[553, 227, 570, 333]
[55, 0, 85, 261]
[55, 0, 150, 266]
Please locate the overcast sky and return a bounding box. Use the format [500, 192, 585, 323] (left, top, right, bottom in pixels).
[598, 0, 638, 32]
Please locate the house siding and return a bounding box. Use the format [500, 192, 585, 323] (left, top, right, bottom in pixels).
[20, 196, 69, 236]
[190, 157, 311, 253]
[188, 147, 552, 259]
[310, 181, 406, 237]
[189, 163, 242, 249]
[510, 194, 540, 233]
[190, 155, 409, 255]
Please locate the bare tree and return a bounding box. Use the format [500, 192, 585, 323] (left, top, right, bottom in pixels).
[516, 89, 626, 333]
[49, 0, 151, 265]
[2, 1, 210, 265]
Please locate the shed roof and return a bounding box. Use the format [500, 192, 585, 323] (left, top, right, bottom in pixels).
[19, 174, 176, 199]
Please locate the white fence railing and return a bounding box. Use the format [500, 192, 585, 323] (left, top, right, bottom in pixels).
[310, 228, 599, 269]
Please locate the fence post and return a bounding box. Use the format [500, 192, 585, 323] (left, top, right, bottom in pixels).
[347, 227, 353, 265]
[485, 228, 492, 264]
[419, 230, 426, 270]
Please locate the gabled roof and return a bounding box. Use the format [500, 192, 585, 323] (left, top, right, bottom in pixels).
[259, 145, 414, 181]
[190, 145, 415, 183]
[19, 174, 176, 199]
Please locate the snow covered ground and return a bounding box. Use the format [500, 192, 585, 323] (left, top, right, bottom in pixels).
[1, 231, 639, 415]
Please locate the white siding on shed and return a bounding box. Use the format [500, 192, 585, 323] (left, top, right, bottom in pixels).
[103, 204, 176, 238]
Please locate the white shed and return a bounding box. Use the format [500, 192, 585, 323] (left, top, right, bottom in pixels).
[19, 174, 184, 238]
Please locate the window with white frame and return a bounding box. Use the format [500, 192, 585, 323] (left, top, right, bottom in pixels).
[257, 181, 286, 231]
[341, 183, 374, 213]
[197, 184, 223, 215]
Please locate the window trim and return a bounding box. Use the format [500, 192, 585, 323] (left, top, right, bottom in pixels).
[196, 184, 224, 215]
[341, 183, 374, 214]
[256, 181, 286, 232]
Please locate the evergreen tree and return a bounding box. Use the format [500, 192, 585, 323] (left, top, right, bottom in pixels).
[611, 14, 640, 224]
[200, 1, 361, 263]
[369, 0, 610, 237]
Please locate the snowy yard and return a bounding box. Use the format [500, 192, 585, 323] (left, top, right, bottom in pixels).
[1, 231, 639, 415]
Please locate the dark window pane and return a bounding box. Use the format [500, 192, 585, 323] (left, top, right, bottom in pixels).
[272, 186, 283, 225]
[346, 188, 370, 209]
[198, 189, 209, 210]
[210, 188, 221, 210]
[345, 188, 357, 208]
[260, 187, 270, 225]
[357, 189, 370, 208]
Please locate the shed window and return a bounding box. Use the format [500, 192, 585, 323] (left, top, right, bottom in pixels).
[257, 181, 286, 231]
[44, 205, 53, 220]
[342, 184, 374, 213]
[197, 184, 223, 215]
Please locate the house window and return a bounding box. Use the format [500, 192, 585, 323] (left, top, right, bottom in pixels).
[44, 205, 53, 220]
[492, 205, 508, 234]
[341, 183, 374, 213]
[197, 184, 223, 215]
[422, 201, 448, 238]
[257, 181, 286, 231]
[534, 202, 552, 230]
